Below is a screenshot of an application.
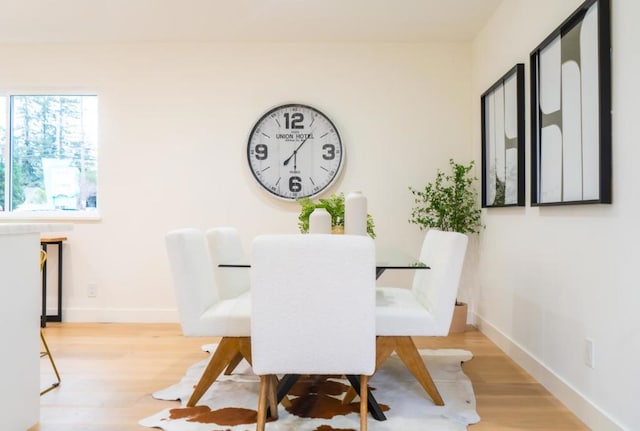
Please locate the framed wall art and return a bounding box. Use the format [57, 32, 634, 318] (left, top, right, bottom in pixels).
[481, 63, 525, 208]
[530, 0, 611, 205]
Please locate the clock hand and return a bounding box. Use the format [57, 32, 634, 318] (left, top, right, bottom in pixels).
[283, 137, 310, 166]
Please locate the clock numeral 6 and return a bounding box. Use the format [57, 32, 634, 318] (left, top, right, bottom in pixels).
[289, 176, 302, 192]
[284, 112, 304, 129]
[255, 144, 268, 160]
[322, 144, 336, 160]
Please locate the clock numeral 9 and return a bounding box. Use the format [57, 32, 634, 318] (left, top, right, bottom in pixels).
[289, 176, 302, 192]
[322, 144, 336, 160]
[284, 112, 304, 129]
[255, 144, 268, 160]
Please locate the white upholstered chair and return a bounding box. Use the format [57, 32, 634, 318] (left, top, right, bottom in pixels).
[373, 229, 468, 406]
[165, 228, 251, 407]
[206, 227, 249, 299]
[205, 227, 250, 375]
[251, 234, 376, 431]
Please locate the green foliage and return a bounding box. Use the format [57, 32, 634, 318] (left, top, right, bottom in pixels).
[0, 161, 25, 208]
[493, 176, 505, 206]
[409, 159, 483, 234]
[298, 193, 344, 232]
[84, 169, 97, 183]
[11, 96, 97, 187]
[32, 188, 47, 204]
[298, 192, 376, 238]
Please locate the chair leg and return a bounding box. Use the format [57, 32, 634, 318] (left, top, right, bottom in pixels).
[256, 375, 273, 431]
[374, 336, 396, 370]
[267, 375, 279, 420]
[343, 335, 401, 405]
[257, 375, 267, 431]
[224, 352, 244, 375]
[344, 375, 386, 421]
[360, 374, 369, 431]
[393, 336, 444, 406]
[342, 386, 357, 405]
[40, 330, 61, 396]
[187, 336, 251, 406]
[276, 381, 291, 409]
[276, 374, 300, 409]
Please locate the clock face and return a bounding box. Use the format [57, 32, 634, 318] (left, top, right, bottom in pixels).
[247, 104, 344, 200]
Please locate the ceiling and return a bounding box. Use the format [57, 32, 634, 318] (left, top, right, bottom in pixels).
[0, 0, 502, 44]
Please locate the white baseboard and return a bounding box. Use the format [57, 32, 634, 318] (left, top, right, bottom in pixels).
[60, 307, 179, 323]
[473, 313, 626, 431]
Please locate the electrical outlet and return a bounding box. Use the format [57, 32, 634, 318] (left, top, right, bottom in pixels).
[585, 338, 595, 368]
[88, 282, 97, 298]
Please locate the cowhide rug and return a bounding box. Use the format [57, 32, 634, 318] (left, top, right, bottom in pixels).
[140, 346, 480, 431]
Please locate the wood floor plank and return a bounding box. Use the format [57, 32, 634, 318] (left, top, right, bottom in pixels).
[31, 323, 588, 430]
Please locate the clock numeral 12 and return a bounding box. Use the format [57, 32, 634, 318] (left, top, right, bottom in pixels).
[284, 112, 304, 129]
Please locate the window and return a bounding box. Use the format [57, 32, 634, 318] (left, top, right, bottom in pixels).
[0, 94, 98, 216]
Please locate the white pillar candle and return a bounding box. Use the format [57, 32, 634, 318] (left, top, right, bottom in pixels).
[309, 207, 332, 234]
[345, 191, 368, 236]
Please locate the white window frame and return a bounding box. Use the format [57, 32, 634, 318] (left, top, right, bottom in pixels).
[0, 91, 101, 221]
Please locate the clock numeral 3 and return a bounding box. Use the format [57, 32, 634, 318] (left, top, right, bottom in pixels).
[322, 144, 336, 160]
[255, 144, 268, 160]
[289, 176, 302, 192]
[284, 112, 304, 129]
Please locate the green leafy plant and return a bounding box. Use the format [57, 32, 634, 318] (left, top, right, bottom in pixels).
[298, 192, 376, 238]
[409, 159, 482, 234]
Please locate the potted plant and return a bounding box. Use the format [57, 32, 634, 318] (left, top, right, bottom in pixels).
[408, 159, 482, 333]
[298, 192, 376, 238]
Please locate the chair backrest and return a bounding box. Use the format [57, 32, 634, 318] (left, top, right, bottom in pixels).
[165, 228, 219, 336]
[206, 227, 249, 299]
[251, 234, 376, 376]
[411, 229, 468, 335]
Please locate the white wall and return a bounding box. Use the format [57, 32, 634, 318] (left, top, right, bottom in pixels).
[472, 0, 639, 429]
[2, 2, 636, 428]
[0, 42, 472, 320]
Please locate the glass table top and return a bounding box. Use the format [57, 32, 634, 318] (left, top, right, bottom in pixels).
[219, 248, 429, 270]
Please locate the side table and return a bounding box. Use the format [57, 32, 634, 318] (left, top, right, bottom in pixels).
[41, 236, 67, 328]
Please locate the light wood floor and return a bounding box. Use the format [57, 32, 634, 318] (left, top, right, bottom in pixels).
[31, 323, 588, 431]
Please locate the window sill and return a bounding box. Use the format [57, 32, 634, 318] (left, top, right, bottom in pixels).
[0, 210, 101, 222]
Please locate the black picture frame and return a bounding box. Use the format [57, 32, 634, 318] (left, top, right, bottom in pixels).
[481, 64, 525, 208]
[530, 0, 611, 206]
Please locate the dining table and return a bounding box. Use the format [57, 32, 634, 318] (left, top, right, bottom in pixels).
[218, 246, 429, 421]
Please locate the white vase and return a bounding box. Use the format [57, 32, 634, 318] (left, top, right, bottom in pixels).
[345, 191, 367, 236]
[309, 207, 332, 234]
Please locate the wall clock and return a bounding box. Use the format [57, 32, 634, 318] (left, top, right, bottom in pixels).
[247, 103, 344, 200]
